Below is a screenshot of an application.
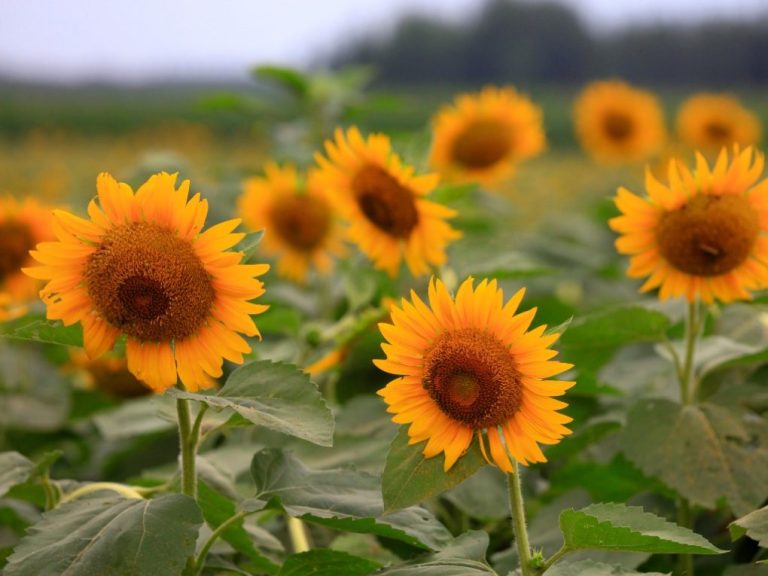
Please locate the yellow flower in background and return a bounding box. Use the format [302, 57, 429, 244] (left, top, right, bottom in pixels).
[25, 172, 269, 393]
[376, 277, 573, 472]
[314, 127, 461, 277]
[429, 86, 546, 186]
[68, 349, 150, 399]
[610, 147, 768, 303]
[239, 163, 344, 283]
[0, 196, 54, 304]
[574, 80, 666, 163]
[676, 93, 762, 152]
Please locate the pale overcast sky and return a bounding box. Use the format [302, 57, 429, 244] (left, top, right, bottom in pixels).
[0, 0, 765, 83]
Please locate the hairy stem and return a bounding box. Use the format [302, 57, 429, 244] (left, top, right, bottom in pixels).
[176, 397, 199, 499]
[508, 465, 536, 576]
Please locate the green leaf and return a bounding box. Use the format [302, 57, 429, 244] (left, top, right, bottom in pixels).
[239, 229, 265, 262]
[250, 449, 452, 551]
[382, 427, 486, 513]
[546, 559, 669, 576]
[4, 494, 202, 576]
[622, 400, 768, 516]
[170, 360, 334, 446]
[0, 452, 34, 498]
[559, 502, 724, 554]
[374, 531, 494, 575]
[277, 550, 380, 576]
[197, 483, 280, 574]
[730, 505, 768, 547]
[559, 307, 671, 372]
[443, 466, 508, 521]
[92, 396, 175, 439]
[0, 318, 83, 347]
[254, 65, 310, 98]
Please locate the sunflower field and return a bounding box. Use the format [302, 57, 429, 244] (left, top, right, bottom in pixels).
[1, 63, 768, 576]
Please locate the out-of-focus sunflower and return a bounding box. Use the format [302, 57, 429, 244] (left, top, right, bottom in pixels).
[429, 86, 546, 186]
[313, 127, 461, 277]
[376, 277, 573, 472]
[68, 349, 150, 398]
[610, 147, 768, 303]
[25, 172, 269, 393]
[574, 80, 666, 163]
[0, 196, 54, 304]
[676, 93, 762, 152]
[239, 163, 344, 283]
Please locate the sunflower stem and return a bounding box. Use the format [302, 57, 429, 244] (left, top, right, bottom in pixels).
[192, 510, 251, 576]
[176, 396, 198, 499]
[677, 499, 695, 576]
[507, 465, 536, 576]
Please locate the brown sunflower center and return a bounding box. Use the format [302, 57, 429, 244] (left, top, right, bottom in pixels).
[422, 328, 522, 429]
[451, 120, 512, 169]
[270, 195, 331, 252]
[656, 194, 760, 276]
[0, 220, 35, 282]
[85, 222, 215, 342]
[704, 121, 731, 144]
[351, 165, 419, 238]
[603, 112, 633, 141]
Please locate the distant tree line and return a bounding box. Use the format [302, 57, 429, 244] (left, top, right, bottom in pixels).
[328, 0, 768, 87]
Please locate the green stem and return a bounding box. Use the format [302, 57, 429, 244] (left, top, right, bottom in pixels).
[540, 544, 571, 573]
[59, 482, 143, 505]
[177, 397, 198, 499]
[507, 465, 535, 576]
[677, 499, 695, 576]
[192, 511, 249, 575]
[40, 474, 59, 510]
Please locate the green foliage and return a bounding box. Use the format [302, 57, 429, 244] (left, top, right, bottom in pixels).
[4, 494, 202, 576]
[249, 448, 452, 551]
[622, 400, 768, 516]
[0, 453, 34, 498]
[0, 318, 83, 347]
[559, 503, 724, 555]
[277, 550, 381, 576]
[169, 360, 334, 446]
[382, 427, 486, 513]
[546, 559, 669, 575]
[374, 531, 494, 575]
[730, 506, 768, 548]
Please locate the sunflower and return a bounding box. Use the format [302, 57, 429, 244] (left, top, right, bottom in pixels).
[239, 163, 344, 283]
[0, 196, 54, 303]
[429, 86, 546, 186]
[68, 349, 150, 399]
[574, 80, 666, 163]
[313, 127, 461, 277]
[610, 147, 768, 303]
[25, 172, 269, 393]
[375, 277, 573, 472]
[676, 93, 762, 152]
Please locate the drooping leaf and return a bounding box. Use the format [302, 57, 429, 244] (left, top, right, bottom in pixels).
[559, 502, 724, 555]
[622, 400, 768, 516]
[730, 505, 768, 547]
[249, 449, 452, 551]
[559, 307, 671, 372]
[277, 550, 380, 576]
[382, 427, 486, 513]
[0, 452, 34, 498]
[4, 494, 202, 576]
[197, 482, 280, 575]
[169, 360, 334, 446]
[254, 65, 310, 98]
[546, 559, 669, 576]
[374, 531, 494, 575]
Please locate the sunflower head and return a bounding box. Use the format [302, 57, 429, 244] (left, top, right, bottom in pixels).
[574, 80, 667, 164]
[239, 163, 343, 283]
[429, 86, 546, 186]
[25, 172, 269, 393]
[375, 277, 574, 472]
[313, 127, 461, 277]
[676, 93, 762, 153]
[0, 196, 54, 301]
[610, 146, 768, 303]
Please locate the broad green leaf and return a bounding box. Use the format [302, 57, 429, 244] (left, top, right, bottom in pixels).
[622, 400, 768, 516]
[92, 395, 175, 440]
[250, 449, 452, 551]
[0, 317, 82, 347]
[254, 65, 310, 98]
[560, 503, 724, 554]
[0, 452, 34, 498]
[277, 550, 380, 576]
[443, 466, 508, 521]
[374, 531, 494, 575]
[559, 307, 671, 372]
[382, 427, 486, 513]
[4, 494, 202, 576]
[550, 456, 658, 503]
[730, 505, 768, 547]
[656, 335, 767, 381]
[170, 360, 334, 446]
[197, 483, 280, 574]
[546, 559, 669, 576]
